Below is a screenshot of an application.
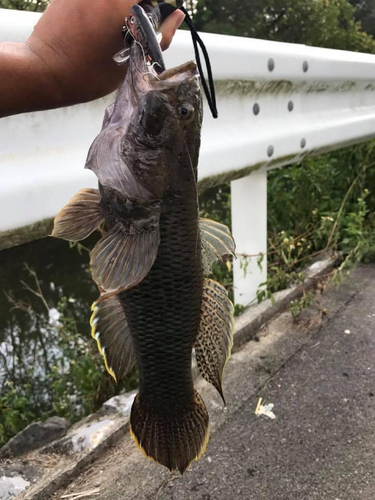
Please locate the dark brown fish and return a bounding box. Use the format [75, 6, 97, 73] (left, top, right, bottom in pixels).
[52, 37, 235, 473]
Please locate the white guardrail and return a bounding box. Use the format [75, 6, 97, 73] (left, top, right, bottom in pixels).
[2, 8, 375, 305]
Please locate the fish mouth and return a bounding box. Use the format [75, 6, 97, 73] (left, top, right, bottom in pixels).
[157, 61, 199, 83]
[127, 4, 165, 74]
[130, 38, 199, 93]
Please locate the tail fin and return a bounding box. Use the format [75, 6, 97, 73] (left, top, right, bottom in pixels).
[130, 390, 209, 474]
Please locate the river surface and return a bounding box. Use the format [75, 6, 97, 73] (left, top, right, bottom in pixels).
[0, 234, 105, 421]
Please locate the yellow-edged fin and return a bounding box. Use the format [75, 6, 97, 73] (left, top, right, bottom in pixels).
[129, 417, 210, 468]
[200, 218, 236, 275]
[91, 216, 160, 299]
[194, 423, 210, 462]
[90, 297, 136, 382]
[129, 390, 209, 474]
[51, 188, 104, 242]
[195, 278, 235, 405]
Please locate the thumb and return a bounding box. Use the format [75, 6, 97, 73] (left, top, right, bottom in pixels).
[160, 9, 185, 51]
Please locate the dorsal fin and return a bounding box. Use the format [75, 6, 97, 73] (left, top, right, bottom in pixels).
[91, 215, 160, 299]
[90, 295, 136, 382]
[200, 218, 236, 275]
[195, 278, 235, 405]
[51, 188, 104, 242]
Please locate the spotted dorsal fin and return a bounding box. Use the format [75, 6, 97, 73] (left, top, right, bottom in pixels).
[91, 215, 160, 299]
[195, 278, 235, 405]
[51, 188, 104, 242]
[90, 296, 136, 382]
[200, 218, 236, 275]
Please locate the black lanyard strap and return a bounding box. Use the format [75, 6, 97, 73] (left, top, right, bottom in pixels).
[151, 0, 218, 118]
[180, 6, 218, 119]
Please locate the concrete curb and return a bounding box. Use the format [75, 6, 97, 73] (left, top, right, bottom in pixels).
[233, 257, 337, 350]
[14, 256, 336, 500]
[22, 417, 131, 500]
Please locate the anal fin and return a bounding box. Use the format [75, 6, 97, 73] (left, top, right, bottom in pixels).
[195, 278, 235, 405]
[200, 218, 236, 275]
[90, 295, 136, 382]
[52, 188, 104, 242]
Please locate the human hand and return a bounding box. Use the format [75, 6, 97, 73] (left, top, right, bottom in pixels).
[25, 0, 185, 107]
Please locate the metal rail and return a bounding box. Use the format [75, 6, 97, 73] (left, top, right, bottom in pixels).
[2, 8, 375, 304]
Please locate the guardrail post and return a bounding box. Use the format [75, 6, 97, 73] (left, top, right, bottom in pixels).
[231, 168, 267, 306]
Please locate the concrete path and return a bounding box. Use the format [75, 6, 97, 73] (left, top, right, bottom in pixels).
[56, 265, 375, 500]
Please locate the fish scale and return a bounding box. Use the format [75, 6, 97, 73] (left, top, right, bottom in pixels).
[120, 194, 202, 406]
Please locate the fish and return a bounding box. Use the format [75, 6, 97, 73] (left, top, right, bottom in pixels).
[51, 4, 235, 474]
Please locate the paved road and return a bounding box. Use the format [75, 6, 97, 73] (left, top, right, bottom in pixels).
[59, 265, 375, 500]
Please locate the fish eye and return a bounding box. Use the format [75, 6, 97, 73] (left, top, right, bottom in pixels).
[130, 16, 135, 24]
[178, 104, 194, 120]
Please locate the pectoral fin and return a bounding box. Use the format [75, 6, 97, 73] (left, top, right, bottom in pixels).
[195, 278, 235, 405]
[90, 296, 136, 382]
[91, 215, 160, 298]
[200, 218, 236, 275]
[52, 188, 104, 242]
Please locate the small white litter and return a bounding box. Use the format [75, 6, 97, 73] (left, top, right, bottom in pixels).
[255, 397, 276, 420]
[61, 489, 100, 499]
[344, 329, 351, 334]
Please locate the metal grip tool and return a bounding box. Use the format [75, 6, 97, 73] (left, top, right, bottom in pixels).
[113, 0, 218, 118]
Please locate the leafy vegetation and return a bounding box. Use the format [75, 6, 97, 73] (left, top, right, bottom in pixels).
[0, 264, 138, 447]
[190, 0, 375, 52]
[265, 143, 375, 288]
[200, 143, 375, 310]
[290, 292, 315, 319]
[0, 0, 48, 12]
[349, 0, 375, 37]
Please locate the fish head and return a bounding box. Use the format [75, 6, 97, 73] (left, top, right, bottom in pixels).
[86, 43, 202, 201]
[120, 44, 203, 195]
[131, 44, 202, 141]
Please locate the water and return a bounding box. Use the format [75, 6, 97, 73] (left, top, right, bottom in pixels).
[0, 234, 107, 438]
[0, 236, 96, 362]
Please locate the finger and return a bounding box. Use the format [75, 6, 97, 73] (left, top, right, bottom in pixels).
[159, 9, 185, 51]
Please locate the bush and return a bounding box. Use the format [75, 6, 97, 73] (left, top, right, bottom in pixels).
[264, 141, 375, 294]
[200, 141, 375, 304]
[0, 266, 138, 447]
